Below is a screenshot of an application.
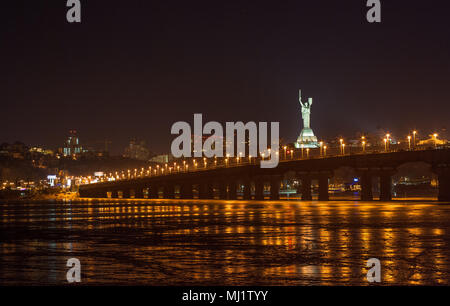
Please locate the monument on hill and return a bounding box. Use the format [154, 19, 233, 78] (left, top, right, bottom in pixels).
[295, 89, 319, 148]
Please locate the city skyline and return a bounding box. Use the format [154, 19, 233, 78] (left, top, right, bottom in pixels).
[2, 1, 450, 154]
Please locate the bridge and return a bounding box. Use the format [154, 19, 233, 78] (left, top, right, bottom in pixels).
[79, 148, 450, 202]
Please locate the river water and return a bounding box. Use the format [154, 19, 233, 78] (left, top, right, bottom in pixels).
[1, 199, 449, 285]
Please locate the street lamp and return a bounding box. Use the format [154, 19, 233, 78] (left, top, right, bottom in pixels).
[433, 133, 438, 148]
[384, 138, 387, 152]
[306, 148, 310, 158]
[319, 141, 323, 156]
[323, 145, 327, 157]
[407, 135, 411, 150]
[362, 141, 366, 153]
[413, 130, 417, 148]
[385, 134, 391, 151]
[283, 146, 287, 160]
[341, 143, 345, 155]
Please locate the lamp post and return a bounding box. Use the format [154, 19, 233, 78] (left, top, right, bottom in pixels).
[385, 134, 391, 151]
[433, 133, 438, 148]
[362, 141, 366, 153]
[283, 146, 287, 160]
[341, 143, 345, 155]
[407, 135, 411, 150]
[319, 141, 323, 156]
[323, 145, 327, 157]
[413, 130, 417, 148]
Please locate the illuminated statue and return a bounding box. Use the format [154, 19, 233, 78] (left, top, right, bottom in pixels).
[295, 90, 319, 148]
[299, 90, 312, 129]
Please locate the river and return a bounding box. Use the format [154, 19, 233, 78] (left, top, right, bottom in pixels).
[1, 199, 449, 285]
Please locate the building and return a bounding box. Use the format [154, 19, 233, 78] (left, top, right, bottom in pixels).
[123, 139, 150, 161]
[418, 134, 448, 147]
[149, 154, 171, 164]
[60, 130, 83, 157]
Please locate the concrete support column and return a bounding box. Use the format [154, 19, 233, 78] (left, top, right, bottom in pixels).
[198, 182, 214, 199]
[243, 179, 252, 200]
[254, 179, 264, 200]
[318, 174, 330, 201]
[218, 181, 227, 200]
[300, 175, 312, 201]
[379, 170, 394, 201]
[207, 182, 214, 199]
[359, 171, 373, 201]
[270, 176, 281, 200]
[149, 186, 158, 199]
[228, 181, 237, 200]
[198, 183, 207, 199]
[180, 183, 193, 199]
[163, 185, 175, 199]
[433, 165, 450, 202]
[438, 173, 450, 202]
[135, 187, 144, 199]
[122, 189, 131, 199]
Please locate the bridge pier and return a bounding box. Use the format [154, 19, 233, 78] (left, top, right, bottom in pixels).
[109, 190, 117, 198]
[199, 182, 214, 199]
[163, 184, 175, 199]
[228, 181, 237, 200]
[379, 169, 395, 201]
[198, 183, 206, 199]
[180, 183, 193, 199]
[300, 175, 312, 201]
[358, 170, 373, 201]
[270, 176, 281, 200]
[254, 179, 264, 200]
[318, 173, 331, 201]
[243, 179, 252, 200]
[122, 189, 131, 199]
[217, 181, 227, 199]
[135, 187, 144, 199]
[434, 165, 450, 202]
[149, 185, 158, 199]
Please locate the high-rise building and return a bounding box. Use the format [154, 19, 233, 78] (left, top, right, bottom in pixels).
[123, 139, 150, 161]
[61, 130, 83, 157]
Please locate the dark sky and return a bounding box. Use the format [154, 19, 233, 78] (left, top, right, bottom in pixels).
[1, 0, 449, 154]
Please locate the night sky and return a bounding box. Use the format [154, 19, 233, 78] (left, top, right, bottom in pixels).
[1, 0, 449, 154]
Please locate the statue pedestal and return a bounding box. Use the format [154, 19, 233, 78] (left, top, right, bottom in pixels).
[295, 127, 319, 148]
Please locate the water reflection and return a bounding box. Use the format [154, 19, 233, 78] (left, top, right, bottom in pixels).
[0, 199, 449, 285]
